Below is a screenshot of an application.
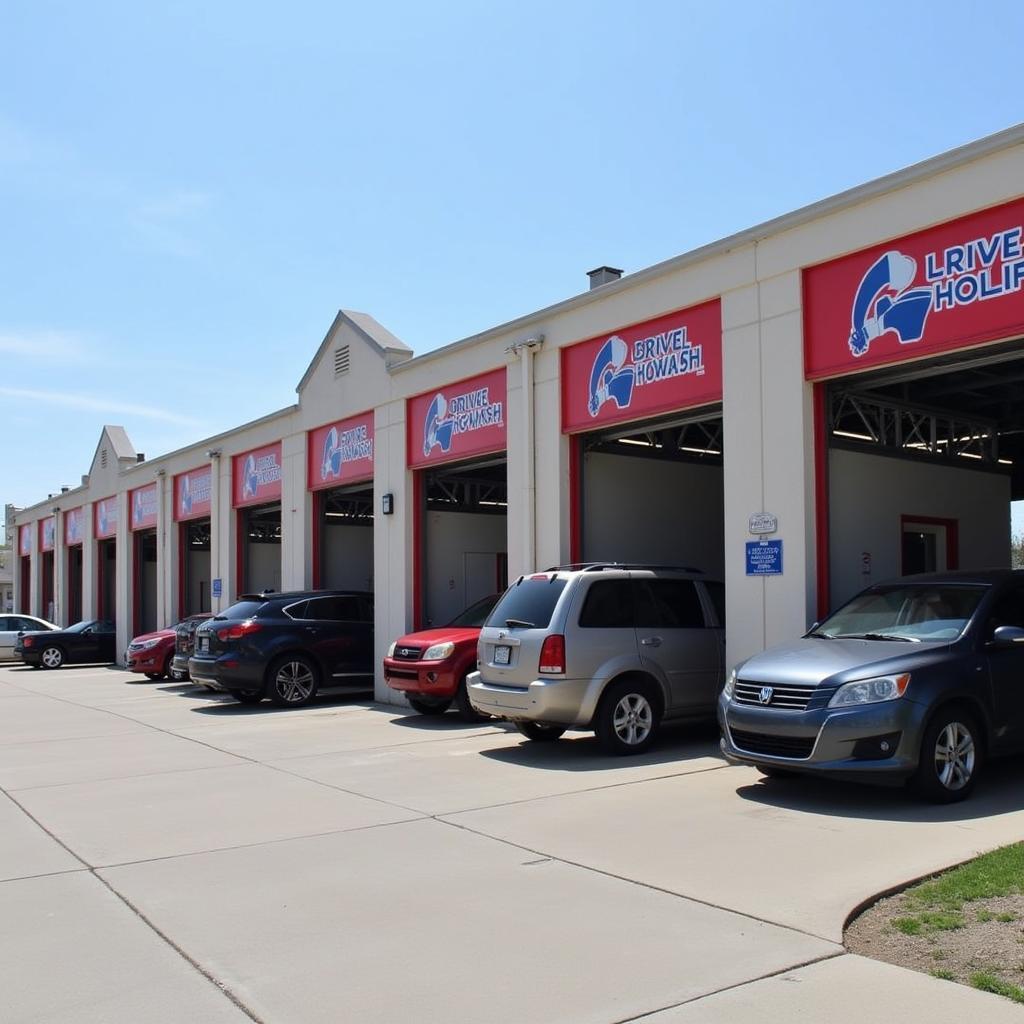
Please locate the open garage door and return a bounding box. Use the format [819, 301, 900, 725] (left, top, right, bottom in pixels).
[420, 456, 507, 628]
[577, 408, 724, 577]
[408, 368, 508, 629]
[309, 412, 375, 593]
[175, 466, 213, 617]
[824, 339, 1021, 608]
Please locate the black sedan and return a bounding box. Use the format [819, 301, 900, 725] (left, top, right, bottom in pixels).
[16, 620, 118, 669]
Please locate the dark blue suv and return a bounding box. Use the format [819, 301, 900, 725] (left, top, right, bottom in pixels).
[189, 591, 374, 707]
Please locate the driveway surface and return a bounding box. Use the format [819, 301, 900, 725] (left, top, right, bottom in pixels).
[1, 663, 1023, 1022]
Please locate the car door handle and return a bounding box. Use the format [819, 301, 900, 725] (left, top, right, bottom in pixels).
[640, 636, 662, 647]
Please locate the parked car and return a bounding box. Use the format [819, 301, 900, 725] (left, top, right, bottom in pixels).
[16, 620, 117, 669]
[468, 564, 725, 754]
[189, 591, 374, 707]
[170, 613, 213, 684]
[383, 594, 499, 720]
[126, 614, 211, 681]
[719, 570, 1024, 803]
[0, 614, 58, 660]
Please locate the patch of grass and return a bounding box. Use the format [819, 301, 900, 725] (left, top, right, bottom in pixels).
[908, 844, 1024, 912]
[932, 949, 947, 961]
[931, 968, 956, 981]
[891, 911, 964, 935]
[977, 909, 995, 923]
[998, 912, 1016, 923]
[970, 972, 1024, 1005]
[892, 917, 922, 935]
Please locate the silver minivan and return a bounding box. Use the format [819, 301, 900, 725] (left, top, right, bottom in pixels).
[467, 564, 725, 754]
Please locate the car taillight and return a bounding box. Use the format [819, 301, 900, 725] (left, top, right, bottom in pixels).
[217, 619, 262, 642]
[23, 637, 34, 648]
[538, 634, 565, 675]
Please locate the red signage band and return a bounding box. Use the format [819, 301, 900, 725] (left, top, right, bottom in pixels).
[804, 195, 1024, 380]
[233, 442, 283, 507]
[308, 411, 375, 491]
[407, 367, 507, 469]
[561, 299, 723, 434]
[39, 517, 56, 552]
[65, 507, 85, 546]
[174, 466, 213, 521]
[19, 524, 31, 557]
[130, 483, 158, 531]
[95, 496, 119, 540]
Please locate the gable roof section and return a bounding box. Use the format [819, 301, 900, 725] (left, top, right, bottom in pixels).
[88, 425, 137, 478]
[296, 309, 413, 394]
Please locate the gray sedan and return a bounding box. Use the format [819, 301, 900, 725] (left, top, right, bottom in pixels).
[0, 614, 57, 660]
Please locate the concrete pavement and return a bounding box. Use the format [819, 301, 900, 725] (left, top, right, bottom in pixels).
[1, 663, 1022, 1022]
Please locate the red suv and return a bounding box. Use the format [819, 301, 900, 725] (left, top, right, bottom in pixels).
[384, 595, 498, 720]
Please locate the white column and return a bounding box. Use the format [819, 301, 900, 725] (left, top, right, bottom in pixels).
[115, 492, 131, 663]
[52, 511, 65, 626]
[157, 471, 172, 627]
[81, 505, 97, 620]
[281, 432, 306, 591]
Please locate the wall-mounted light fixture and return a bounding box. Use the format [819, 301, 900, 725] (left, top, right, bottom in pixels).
[381, 493, 394, 515]
[206, 448, 222, 459]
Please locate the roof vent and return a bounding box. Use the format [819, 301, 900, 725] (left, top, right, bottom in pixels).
[587, 266, 623, 290]
[334, 345, 351, 377]
[136, 453, 145, 463]
[60, 486, 69, 493]
[100, 448, 108, 469]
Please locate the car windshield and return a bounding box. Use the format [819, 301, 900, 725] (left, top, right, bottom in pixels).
[812, 584, 988, 642]
[211, 600, 265, 621]
[486, 576, 567, 630]
[448, 595, 500, 628]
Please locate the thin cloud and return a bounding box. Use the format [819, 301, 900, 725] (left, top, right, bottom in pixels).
[0, 386, 201, 427]
[0, 330, 91, 363]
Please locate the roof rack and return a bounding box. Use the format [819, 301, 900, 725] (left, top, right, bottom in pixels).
[543, 562, 704, 574]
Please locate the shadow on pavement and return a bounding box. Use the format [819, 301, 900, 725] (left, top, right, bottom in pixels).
[735, 756, 1024, 823]
[387, 712, 512, 733]
[476, 720, 724, 773]
[189, 691, 375, 717]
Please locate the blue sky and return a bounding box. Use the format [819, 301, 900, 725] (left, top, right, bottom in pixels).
[3, 1, 1024, 527]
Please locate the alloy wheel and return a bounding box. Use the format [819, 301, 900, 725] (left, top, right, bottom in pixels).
[612, 693, 653, 747]
[275, 661, 315, 704]
[41, 647, 63, 669]
[934, 721, 975, 791]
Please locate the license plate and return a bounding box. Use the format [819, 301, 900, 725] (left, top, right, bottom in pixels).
[494, 645, 511, 666]
[198, 637, 209, 653]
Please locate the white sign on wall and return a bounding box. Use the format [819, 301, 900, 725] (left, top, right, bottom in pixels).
[748, 513, 778, 535]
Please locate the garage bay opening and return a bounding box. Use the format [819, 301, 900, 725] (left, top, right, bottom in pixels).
[317, 484, 373, 590]
[181, 519, 211, 615]
[239, 503, 282, 594]
[67, 545, 83, 624]
[825, 339, 1024, 608]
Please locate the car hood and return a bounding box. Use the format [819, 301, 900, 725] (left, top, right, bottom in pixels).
[130, 629, 175, 644]
[392, 626, 481, 649]
[736, 637, 952, 687]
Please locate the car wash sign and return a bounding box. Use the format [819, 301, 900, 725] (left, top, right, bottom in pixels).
[408, 367, 507, 469]
[174, 466, 212, 522]
[805, 196, 1024, 379]
[130, 483, 158, 530]
[95, 497, 118, 540]
[233, 442, 283, 507]
[39, 517, 56, 553]
[309, 411, 374, 490]
[65, 507, 85, 546]
[562, 299, 722, 433]
[18, 524, 31, 557]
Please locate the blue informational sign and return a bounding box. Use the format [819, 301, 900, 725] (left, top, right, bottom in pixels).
[212, 578, 223, 598]
[746, 540, 783, 576]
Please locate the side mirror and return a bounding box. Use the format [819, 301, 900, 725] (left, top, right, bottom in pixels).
[991, 625, 1024, 647]
[82, 627, 93, 636]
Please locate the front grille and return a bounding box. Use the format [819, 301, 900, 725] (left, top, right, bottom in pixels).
[730, 728, 815, 759]
[127, 643, 146, 653]
[393, 646, 423, 662]
[733, 680, 820, 711]
[387, 669, 419, 680]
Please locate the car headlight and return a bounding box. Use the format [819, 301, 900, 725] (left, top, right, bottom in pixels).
[423, 642, 455, 661]
[386, 641, 397, 658]
[828, 673, 910, 709]
[723, 668, 737, 700]
[134, 638, 161, 650]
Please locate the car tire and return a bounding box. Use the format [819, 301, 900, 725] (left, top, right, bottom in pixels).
[515, 721, 566, 742]
[454, 675, 490, 722]
[228, 689, 264, 705]
[595, 677, 662, 755]
[408, 697, 451, 715]
[40, 646, 64, 670]
[912, 706, 982, 803]
[267, 655, 319, 708]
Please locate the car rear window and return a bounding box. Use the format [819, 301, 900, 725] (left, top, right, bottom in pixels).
[487, 577, 567, 629]
[214, 600, 265, 621]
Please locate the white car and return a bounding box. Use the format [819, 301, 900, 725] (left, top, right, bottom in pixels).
[0, 615, 58, 660]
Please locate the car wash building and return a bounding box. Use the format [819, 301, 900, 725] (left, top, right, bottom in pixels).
[11, 124, 1024, 698]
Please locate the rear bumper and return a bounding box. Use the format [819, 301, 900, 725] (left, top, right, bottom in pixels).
[171, 654, 191, 679]
[188, 655, 265, 694]
[382, 658, 460, 698]
[467, 672, 595, 727]
[717, 691, 926, 780]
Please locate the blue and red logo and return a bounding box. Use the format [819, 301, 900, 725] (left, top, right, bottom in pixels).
[321, 424, 373, 482]
[849, 251, 933, 358]
[422, 388, 503, 458]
